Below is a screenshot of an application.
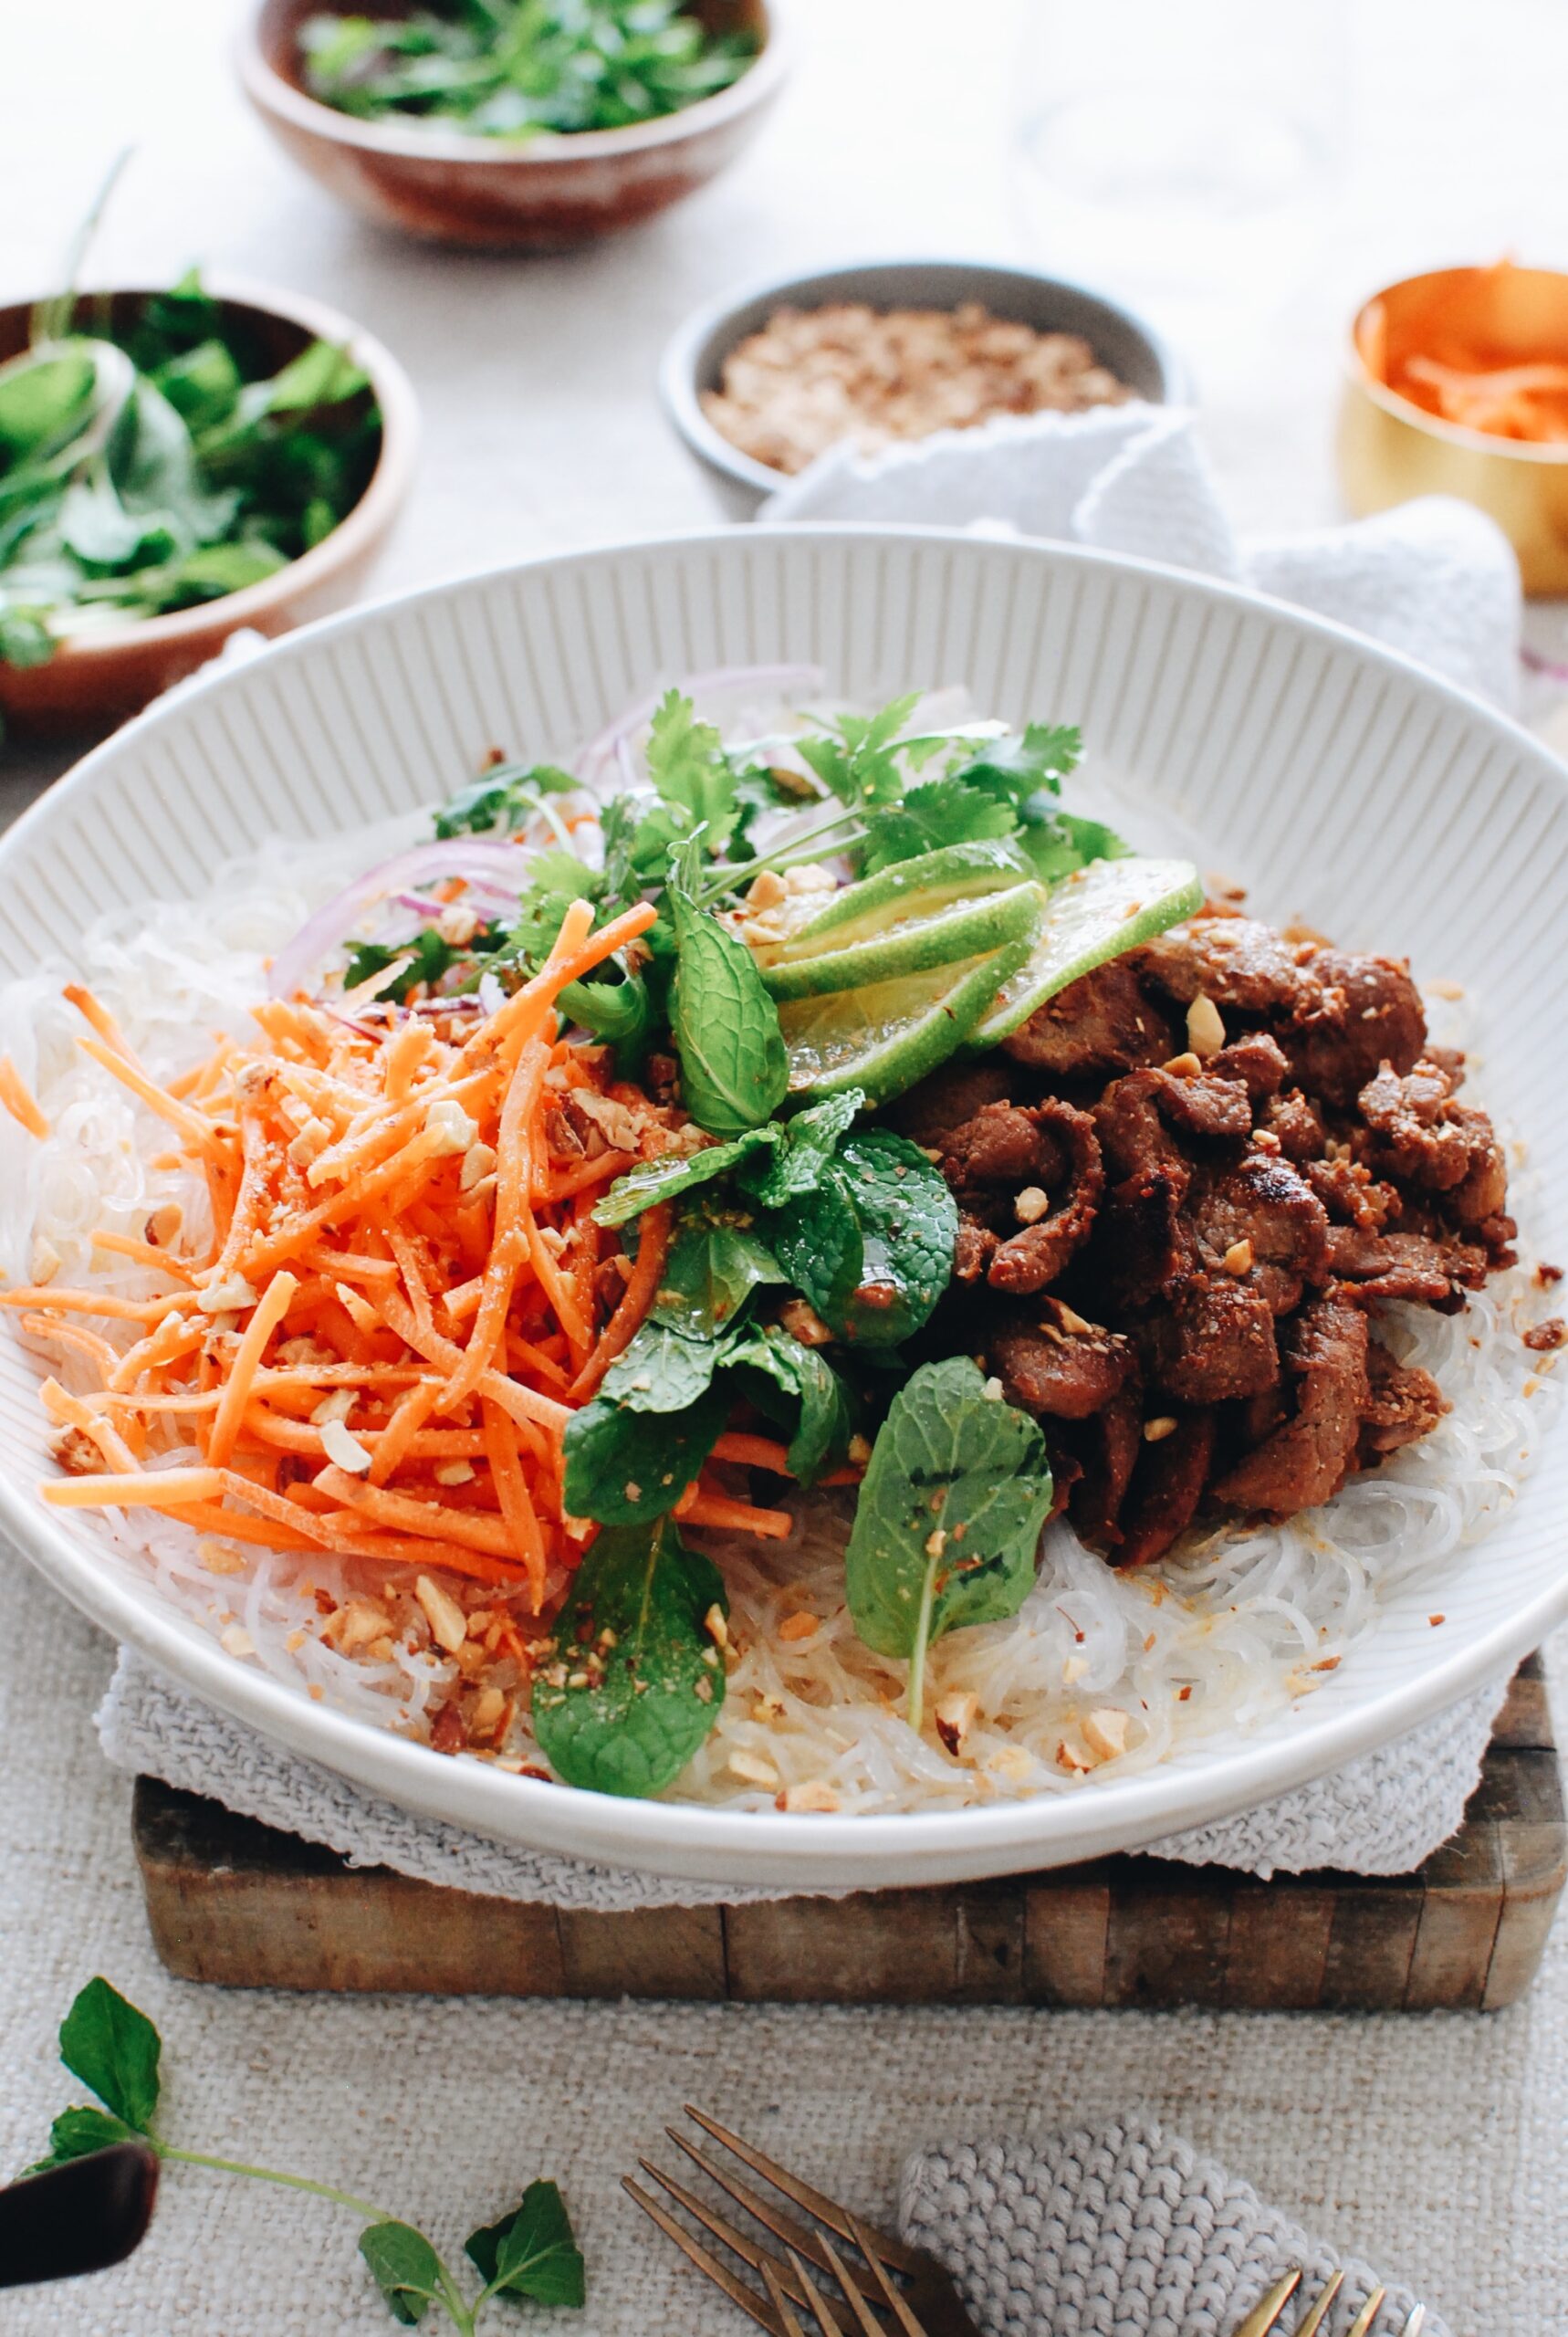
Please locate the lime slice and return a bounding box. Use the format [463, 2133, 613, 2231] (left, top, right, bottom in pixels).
[761, 839, 1034, 963]
[967, 854, 1204, 1049]
[780, 928, 1040, 1106]
[760, 879, 1046, 1001]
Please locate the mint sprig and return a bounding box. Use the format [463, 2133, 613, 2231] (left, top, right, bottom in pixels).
[23, 1978, 584, 2332]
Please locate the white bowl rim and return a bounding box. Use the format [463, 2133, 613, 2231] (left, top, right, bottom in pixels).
[660, 257, 1189, 498]
[237, 0, 791, 169]
[6, 521, 1566, 1886]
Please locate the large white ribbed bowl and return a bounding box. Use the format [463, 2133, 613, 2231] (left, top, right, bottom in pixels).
[3, 529, 1565, 1889]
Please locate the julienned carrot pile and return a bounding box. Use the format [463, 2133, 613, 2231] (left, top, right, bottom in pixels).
[5, 895, 794, 1620]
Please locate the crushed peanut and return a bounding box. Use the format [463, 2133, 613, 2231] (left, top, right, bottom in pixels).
[415, 1573, 469, 1655]
[1082, 1707, 1131, 1761]
[1013, 1184, 1050, 1225]
[1221, 1238, 1254, 1276]
[728, 1749, 781, 1789]
[934, 1690, 978, 1755]
[1143, 1415, 1178, 1442]
[779, 1779, 841, 1813]
[1186, 994, 1226, 1058]
[778, 1609, 819, 1643]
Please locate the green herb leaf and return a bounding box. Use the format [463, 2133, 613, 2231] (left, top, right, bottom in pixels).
[58, 1977, 161, 2132]
[25, 2103, 141, 2175]
[644, 689, 741, 852]
[359, 2220, 443, 2326]
[600, 1318, 728, 1412]
[433, 760, 580, 839]
[467, 2178, 586, 2309]
[532, 1519, 727, 1797]
[737, 1087, 864, 1209]
[799, 691, 923, 808]
[594, 1126, 780, 1227]
[845, 1358, 1054, 1729]
[766, 1128, 956, 1347]
[1015, 807, 1132, 884]
[650, 1205, 785, 1339]
[857, 776, 1018, 875]
[562, 1373, 730, 1525]
[725, 1322, 852, 1484]
[0, 352, 97, 466]
[668, 846, 789, 1136]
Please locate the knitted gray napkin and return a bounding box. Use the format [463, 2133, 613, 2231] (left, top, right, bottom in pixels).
[900, 2122, 1442, 2337]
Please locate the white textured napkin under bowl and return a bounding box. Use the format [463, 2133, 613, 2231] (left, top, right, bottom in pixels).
[96, 1651, 1512, 1908]
[901, 2120, 1443, 2337]
[761, 403, 1523, 714]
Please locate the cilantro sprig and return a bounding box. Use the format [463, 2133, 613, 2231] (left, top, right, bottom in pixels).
[23, 1977, 585, 2331]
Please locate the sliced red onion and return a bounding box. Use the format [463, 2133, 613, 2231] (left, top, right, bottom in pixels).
[575, 663, 826, 790]
[392, 890, 452, 917]
[269, 839, 539, 1000]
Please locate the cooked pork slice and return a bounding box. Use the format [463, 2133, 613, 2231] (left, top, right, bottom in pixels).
[1135, 914, 1317, 1016]
[1115, 1410, 1217, 1567]
[1209, 1292, 1370, 1515]
[890, 1060, 1015, 1150]
[1192, 1153, 1330, 1315]
[988, 1308, 1135, 1420]
[1356, 1060, 1508, 1226]
[1286, 949, 1427, 1105]
[1207, 1032, 1291, 1097]
[1093, 1063, 1250, 1183]
[1306, 1150, 1401, 1231]
[1067, 1381, 1144, 1547]
[1262, 1088, 1328, 1161]
[987, 1098, 1104, 1293]
[1141, 1273, 1281, 1405]
[1324, 1224, 1458, 1305]
[1358, 1340, 1448, 1458]
[1000, 956, 1176, 1076]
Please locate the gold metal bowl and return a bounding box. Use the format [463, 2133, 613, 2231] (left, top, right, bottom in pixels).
[1339, 264, 1568, 595]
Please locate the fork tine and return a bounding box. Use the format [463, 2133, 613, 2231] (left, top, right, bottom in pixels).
[622, 2175, 785, 2337]
[1400, 2309, 1426, 2336]
[1231, 2267, 1303, 2336]
[636, 2159, 851, 2334]
[667, 2129, 882, 2300]
[819, 2233, 896, 2337]
[849, 2214, 935, 2337]
[792, 2248, 859, 2337]
[686, 2105, 925, 2274]
[1343, 2287, 1388, 2337]
[758, 2258, 811, 2337]
[1294, 2270, 1345, 2337]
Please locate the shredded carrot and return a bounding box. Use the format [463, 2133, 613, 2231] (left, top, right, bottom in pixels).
[481, 1397, 548, 1606]
[42, 1467, 225, 1510]
[548, 1148, 636, 1201]
[89, 1229, 198, 1283]
[206, 1272, 298, 1469]
[0, 1054, 48, 1138]
[711, 1433, 794, 1473]
[679, 1486, 794, 1539]
[570, 1201, 672, 1400]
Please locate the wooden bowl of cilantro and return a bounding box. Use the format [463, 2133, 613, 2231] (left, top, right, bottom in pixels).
[238, 0, 789, 250]
[0, 276, 416, 740]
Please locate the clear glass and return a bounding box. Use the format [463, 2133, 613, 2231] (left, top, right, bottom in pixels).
[1011, 0, 1349, 348]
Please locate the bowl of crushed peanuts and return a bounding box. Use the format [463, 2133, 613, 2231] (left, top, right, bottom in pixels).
[662, 257, 1184, 508]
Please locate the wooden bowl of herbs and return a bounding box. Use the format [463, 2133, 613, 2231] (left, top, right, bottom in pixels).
[238, 0, 789, 250]
[0, 276, 416, 740]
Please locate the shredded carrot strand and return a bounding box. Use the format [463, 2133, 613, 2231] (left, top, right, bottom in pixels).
[481, 1397, 547, 1607]
[570, 1202, 672, 1400]
[0, 1055, 48, 1138]
[206, 1272, 298, 1469]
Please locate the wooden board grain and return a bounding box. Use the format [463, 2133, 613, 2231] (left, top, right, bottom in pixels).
[133, 1659, 1564, 2012]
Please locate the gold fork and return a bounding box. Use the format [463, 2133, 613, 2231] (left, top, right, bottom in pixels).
[626, 2112, 1427, 2337]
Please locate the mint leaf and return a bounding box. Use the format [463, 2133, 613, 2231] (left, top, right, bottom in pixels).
[600, 1319, 730, 1413]
[668, 847, 789, 1136]
[59, 1978, 161, 2132]
[359, 2221, 442, 2325]
[650, 1208, 785, 1339]
[766, 1129, 956, 1347]
[737, 1087, 864, 1209]
[846, 1359, 1054, 1727]
[24, 2103, 140, 2175]
[594, 1127, 780, 1227]
[562, 1377, 730, 1525]
[532, 1521, 727, 1797]
[726, 1322, 852, 1484]
[467, 2178, 586, 2309]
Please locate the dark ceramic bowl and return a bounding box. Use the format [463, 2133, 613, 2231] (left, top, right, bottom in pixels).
[0, 279, 416, 740]
[240, 0, 789, 251]
[662, 257, 1186, 512]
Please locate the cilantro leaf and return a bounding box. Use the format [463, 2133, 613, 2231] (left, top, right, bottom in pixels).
[531, 1520, 727, 1797]
[58, 1977, 161, 2133]
[1015, 808, 1133, 884]
[765, 1129, 956, 1347]
[798, 691, 923, 807]
[467, 2179, 586, 2310]
[845, 1358, 1054, 1729]
[857, 777, 1018, 875]
[644, 690, 740, 843]
[359, 2220, 443, 2325]
[951, 722, 1082, 805]
[343, 924, 500, 1003]
[434, 761, 579, 839]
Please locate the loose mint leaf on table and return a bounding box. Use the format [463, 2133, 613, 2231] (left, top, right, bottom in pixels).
[650, 1205, 785, 1339]
[737, 1086, 865, 1209]
[359, 2219, 444, 2326]
[26, 2103, 140, 2175]
[766, 1128, 956, 1347]
[593, 1125, 780, 1227]
[466, 2179, 586, 2310]
[725, 1322, 853, 1485]
[532, 1520, 727, 1797]
[59, 1975, 161, 2132]
[668, 841, 789, 1136]
[845, 1357, 1055, 1730]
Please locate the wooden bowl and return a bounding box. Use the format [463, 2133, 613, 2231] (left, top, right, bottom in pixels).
[0, 281, 417, 741]
[1340, 265, 1568, 596]
[239, 0, 789, 250]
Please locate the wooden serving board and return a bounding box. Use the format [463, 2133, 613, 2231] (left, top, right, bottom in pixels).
[132, 1658, 1563, 2013]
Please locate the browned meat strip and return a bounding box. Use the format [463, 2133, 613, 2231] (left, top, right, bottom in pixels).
[988, 1099, 1103, 1293]
[1001, 955, 1176, 1076]
[1069, 1382, 1145, 1548]
[890, 1060, 1013, 1148]
[1135, 915, 1316, 1016]
[988, 1308, 1135, 1420]
[1192, 1153, 1329, 1315]
[1208, 1033, 1290, 1097]
[1306, 1150, 1401, 1231]
[1263, 1089, 1327, 1162]
[1141, 1273, 1281, 1404]
[941, 1101, 1060, 1194]
[1093, 1063, 1250, 1184]
[1287, 949, 1427, 1105]
[1327, 1222, 1488, 1307]
[1357, 1061, 1500, 1203]
[954, 1219, 998, 1284]
[1359, 1340, 1448, 1458]
[1117, 1411, 1217, 1567]
[1210, 1292, 1370, 1515]
[1099, 1165, 1196, 1312]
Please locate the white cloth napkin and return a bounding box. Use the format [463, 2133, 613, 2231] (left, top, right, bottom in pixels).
[900, 2121, 1444, 2337]
[760, 403, 1522, 714]
[96, 1649, 1511, 1907]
